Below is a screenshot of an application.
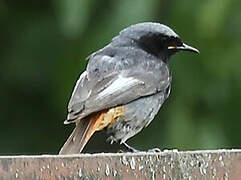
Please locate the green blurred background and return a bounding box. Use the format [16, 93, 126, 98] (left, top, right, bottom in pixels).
[0, 0, 241, 155]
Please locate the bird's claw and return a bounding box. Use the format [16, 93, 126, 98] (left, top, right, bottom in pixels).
[117, 149, 125, 153]
[148, 148, 161, 153]
[122, 142, 140, 153]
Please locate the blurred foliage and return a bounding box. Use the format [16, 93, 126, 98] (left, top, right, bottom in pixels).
[0, 0, 241, 155]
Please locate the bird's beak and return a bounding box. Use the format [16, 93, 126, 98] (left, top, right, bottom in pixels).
[168, 43, 199, 54]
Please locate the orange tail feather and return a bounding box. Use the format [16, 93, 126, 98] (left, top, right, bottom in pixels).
[59, 112, 106, 155]
[59, 106, 124, 154]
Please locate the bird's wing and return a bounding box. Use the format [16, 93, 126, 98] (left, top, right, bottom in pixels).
[65, 67, 171, 124]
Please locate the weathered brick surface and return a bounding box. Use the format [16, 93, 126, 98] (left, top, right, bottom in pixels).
[0, 149, 240, 179]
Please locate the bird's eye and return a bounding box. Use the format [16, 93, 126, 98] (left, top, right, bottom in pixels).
[173, 37, 183, 46]
[167, 37, 183, 50]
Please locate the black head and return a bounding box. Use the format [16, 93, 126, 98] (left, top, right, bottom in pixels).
[116, 22, 199, 62]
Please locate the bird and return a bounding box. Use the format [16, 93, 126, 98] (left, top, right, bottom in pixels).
[59, 22, 199, 154]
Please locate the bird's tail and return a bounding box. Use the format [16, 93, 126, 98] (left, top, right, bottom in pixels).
[59, 111, 107, 155]
[59, 117, 94, 155]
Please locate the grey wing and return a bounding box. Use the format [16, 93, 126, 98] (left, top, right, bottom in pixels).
[65, 68, 171, 124]
[66, 71, 89, 120]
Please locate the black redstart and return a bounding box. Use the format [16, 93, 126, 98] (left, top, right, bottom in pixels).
[59, 22, 199, 154]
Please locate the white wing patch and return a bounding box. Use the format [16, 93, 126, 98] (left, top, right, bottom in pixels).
[73, 71, 87, 91]
[97, 75, 144, 99]
[70, 71, 91, 101]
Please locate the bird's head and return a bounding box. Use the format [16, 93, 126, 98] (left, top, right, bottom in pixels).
[117, 22, 199, 61]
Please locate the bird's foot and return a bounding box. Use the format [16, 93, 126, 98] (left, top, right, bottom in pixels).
[148, 147, 161, 153]
[117, 149, 125, 153]
[122, 142, 140, 153]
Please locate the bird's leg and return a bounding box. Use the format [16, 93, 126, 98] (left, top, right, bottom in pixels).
[122, 142, 140, 153]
